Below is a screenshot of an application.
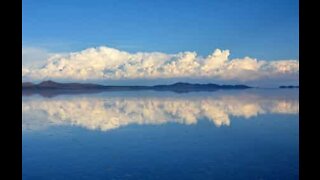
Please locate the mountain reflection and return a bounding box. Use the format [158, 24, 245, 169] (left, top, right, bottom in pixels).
[22, 92, 299, 131]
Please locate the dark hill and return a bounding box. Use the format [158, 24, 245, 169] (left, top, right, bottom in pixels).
[279, 85, 299, 89]
[24, 80, 106, 89]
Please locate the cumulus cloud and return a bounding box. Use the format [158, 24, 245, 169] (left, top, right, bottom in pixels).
[22, 92, 299, 131]
[22, 46, 299, 82]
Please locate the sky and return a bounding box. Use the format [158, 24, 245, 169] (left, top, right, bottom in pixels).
[22, 0, 299, 86]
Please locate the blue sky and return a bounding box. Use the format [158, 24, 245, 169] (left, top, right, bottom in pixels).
[23, 0, 298, 60]
[22, 0, 299, 86]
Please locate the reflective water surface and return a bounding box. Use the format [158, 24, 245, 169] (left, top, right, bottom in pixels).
[22, 89, 299, 180]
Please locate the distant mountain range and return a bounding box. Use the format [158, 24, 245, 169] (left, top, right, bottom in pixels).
[22, 80, 252, 93]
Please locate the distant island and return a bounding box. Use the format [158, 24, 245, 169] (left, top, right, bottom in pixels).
[279, 85, 299, 89]
[22, 80, 252, 94]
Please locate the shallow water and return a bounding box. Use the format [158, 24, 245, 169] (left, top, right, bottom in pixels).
[22, 89, 299, 180]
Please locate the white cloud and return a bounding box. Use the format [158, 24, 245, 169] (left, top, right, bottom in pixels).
[22, 46, 299, 82]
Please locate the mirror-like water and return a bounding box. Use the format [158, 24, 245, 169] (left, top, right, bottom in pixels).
[22, 89, 299, 180]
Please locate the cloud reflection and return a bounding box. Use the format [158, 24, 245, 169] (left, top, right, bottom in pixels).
[22, 93, 299, 131]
